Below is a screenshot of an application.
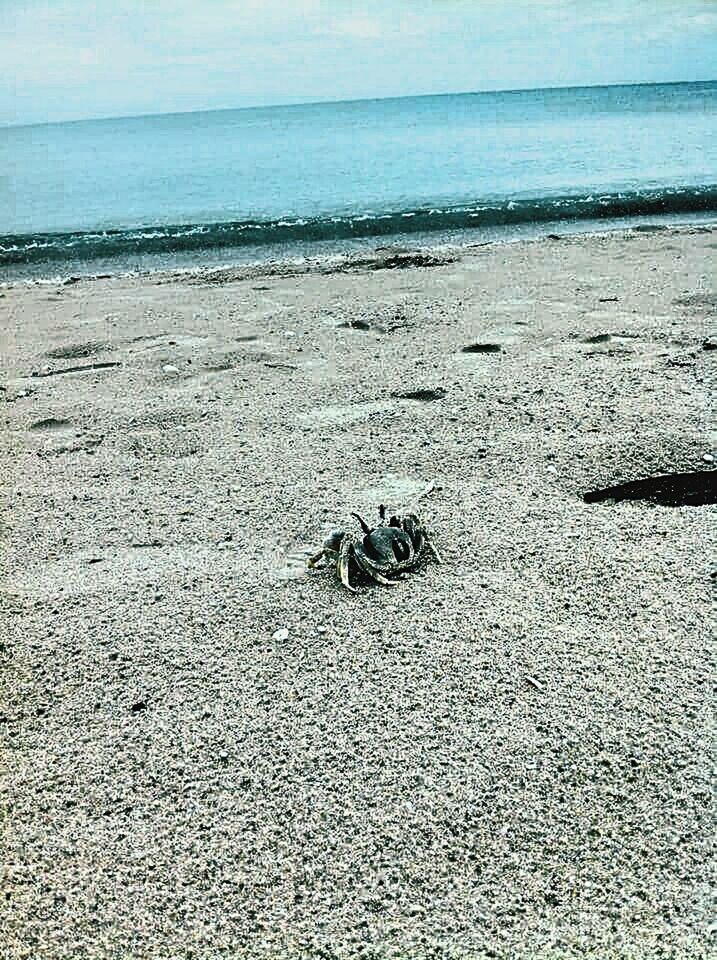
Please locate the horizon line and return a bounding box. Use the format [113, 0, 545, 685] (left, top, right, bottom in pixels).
[3, 77, 715, 131]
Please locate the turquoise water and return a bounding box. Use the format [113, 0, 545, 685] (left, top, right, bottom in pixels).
[1, 81, 716, 279]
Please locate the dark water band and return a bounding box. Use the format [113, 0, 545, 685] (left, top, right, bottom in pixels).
[2, 184, 716, 267]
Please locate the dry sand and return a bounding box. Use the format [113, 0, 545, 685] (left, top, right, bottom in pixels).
[1, 225, 715, 959]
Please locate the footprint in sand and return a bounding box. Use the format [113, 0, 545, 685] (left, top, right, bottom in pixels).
[357, 474, 436, 505]
[673, 292, 717, 311]
[45, 340, 109, 360]
[300, 396, 433, 428]
[272, 544, 316, 582]
[29, 417, 73, 432]
[300, 400, 397, 427]
[122, 408, 208, 431]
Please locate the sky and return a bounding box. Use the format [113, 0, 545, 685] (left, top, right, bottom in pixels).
[3, 0, 717, 125]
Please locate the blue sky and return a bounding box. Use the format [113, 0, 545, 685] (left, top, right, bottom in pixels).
[4, 0, 717, 124]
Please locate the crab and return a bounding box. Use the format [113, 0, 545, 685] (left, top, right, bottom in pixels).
[308, 505, 441, 592]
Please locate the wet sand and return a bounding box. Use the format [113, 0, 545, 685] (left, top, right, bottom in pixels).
[1, 225, 715, 959]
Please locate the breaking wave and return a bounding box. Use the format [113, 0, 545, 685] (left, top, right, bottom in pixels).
[2, 184, 716, 268]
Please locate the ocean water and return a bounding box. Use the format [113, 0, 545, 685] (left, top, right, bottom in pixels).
[1, 81, 716, 280]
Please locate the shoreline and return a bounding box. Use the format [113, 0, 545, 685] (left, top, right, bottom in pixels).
[2, 225, 715, 958]
[3, 214, 717, 287]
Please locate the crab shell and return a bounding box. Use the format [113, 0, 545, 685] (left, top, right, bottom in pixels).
[353, 515, 424, 572]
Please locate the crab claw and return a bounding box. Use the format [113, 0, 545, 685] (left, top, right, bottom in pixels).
[337, 538, 358, 593]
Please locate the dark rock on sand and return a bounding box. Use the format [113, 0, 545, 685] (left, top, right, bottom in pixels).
[338, 318, 373, 331]
[369, 251, 457, 271]
[32, 361, 121, 378]
[461, 343, 503, 354]
[392, 387, 447, 402]
[583, 470, 717, 507]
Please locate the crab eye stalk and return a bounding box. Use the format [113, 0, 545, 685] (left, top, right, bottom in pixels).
[350, 512, 372, 536]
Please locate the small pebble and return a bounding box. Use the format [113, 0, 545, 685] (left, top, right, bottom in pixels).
[272, 627, 289, 641]
[702, 453, 714, 464]
[162, 364, 180, 374]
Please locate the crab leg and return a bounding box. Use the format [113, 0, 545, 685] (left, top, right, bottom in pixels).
[404, 512, 441, 564]
[337, 538, 357, 593]
[425, 537, 443, 563]
[308, 548, 328, 568]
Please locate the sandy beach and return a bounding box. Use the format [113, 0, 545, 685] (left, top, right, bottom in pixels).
[1, 224, 715, 958]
